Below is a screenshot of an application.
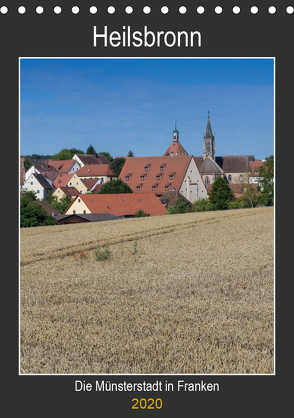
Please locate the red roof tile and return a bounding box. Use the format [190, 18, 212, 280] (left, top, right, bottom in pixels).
[119, 155, 193, 196]
[66, 193, 166, 217]
[164, 140, 188, 156]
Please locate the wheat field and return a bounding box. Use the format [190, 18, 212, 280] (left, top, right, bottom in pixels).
[20, 207, 274, 374]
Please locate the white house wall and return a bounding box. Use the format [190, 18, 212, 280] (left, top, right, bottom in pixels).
[179, 158, 207, 203]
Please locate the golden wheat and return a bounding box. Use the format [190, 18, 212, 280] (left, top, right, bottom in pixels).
[20, 207, 274, 374]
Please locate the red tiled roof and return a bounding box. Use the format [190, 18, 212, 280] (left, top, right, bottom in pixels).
[119, 155, 192, 196]
[75, 164, 115, 177]
[48, 159, 76, 173]
[249, 160, 263, 176]
[164, 141, 188, 156]
[53, 173, 75, 189]
[65, 193, 166, 217]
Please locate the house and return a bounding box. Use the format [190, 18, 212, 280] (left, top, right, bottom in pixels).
[119, 155, 207, 203]
[72, 153, 111, 167]
[79, 178, 103, 193]
[47, 159, 80, 174]
[52, 186, 79, 201]
[31, 201, 61, 217]
[20, 158, 26, 190]
[22, 173, 54, 200]
[25, 163, 60, 186]
[249, 160, 264, 184]
[75, 164, 116, 184]
[53, 173, 88, 195]
[64, 193, 166, 217]
[54, 212, 121, 225]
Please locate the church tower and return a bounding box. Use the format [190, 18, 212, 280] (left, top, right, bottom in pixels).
[173, 121, 179, 142]
[163, 121, 188, 156]
[203, 111, 215, 160]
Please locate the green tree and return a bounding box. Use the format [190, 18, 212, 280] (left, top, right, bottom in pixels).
[258, 155, 274, 206]
[97, 152, 113, 163]
[165, 196, 191, 215]
[208, 176, 235, 210]
[234, 171, 259, 208]
[51, 148, 84, 160]
[98, 179, 133, 194]
[86, 144, 96, 155]
[134, 208, 149, 217]
[20, 155, 33, 171]
[44, 192, 72, 214]
[110, 157, 126, 177]
[20, 193, 56, 227]
[128, 150, 134, 157]
[191, 198, 211, 212]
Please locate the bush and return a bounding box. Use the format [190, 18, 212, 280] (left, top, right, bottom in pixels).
[20, 194, 57, 227]
[98, 178, 133, 194]
[165, 196, 191, 215]
[133, 209, 149, 217]
[191, 198, 211, 212]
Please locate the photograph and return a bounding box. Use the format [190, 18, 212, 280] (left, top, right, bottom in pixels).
[19, 58, 274, 375]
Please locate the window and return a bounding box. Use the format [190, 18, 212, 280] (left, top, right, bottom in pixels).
[83, 210, 86, 214]
[37, 190, 40, 193]
[240, 175, 243, 181]
[80, 191, 83, 194]
[126, 176, 129, 181]
[76, 182, 79, 186]
[171, 153, 174, 156]
[144, 163, 151, 171]
[69, 182, 72, 186]
[152, 182, 159, 191]
[160, 164, 166, 171]
[73, 210, 76, 214]
[228, 175, 231, 181]
[30, 182, 33, 185]
[125, 173, 132, 181]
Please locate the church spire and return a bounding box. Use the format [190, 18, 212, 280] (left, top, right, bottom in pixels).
[173, 120, 179, 142]
[206, 111, 212, 137]
[203, 111, 215, 160]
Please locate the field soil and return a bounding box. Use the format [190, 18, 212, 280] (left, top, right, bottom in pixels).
[20, 207, 274, 374]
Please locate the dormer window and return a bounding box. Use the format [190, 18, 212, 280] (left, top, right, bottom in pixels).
[156, 173, 162, 181]
[140, 173, 147, 181]
[160, 163, 166, 171]
[171, 153, 174, 156]
[137, 183, 143, 191]
[125, 172, 132, 181]
[169, 172, 176, 180]
[152, 182, 159, 191]
[165, 182, 172, 191]
[144, 163, 151, 172]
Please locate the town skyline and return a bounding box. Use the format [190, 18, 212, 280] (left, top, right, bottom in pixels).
[20, 58, 274, 160]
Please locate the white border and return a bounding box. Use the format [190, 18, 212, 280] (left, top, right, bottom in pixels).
[19, 56, 275, 376]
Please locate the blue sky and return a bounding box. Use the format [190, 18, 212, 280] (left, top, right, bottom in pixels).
[20, 58, 274, 160]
